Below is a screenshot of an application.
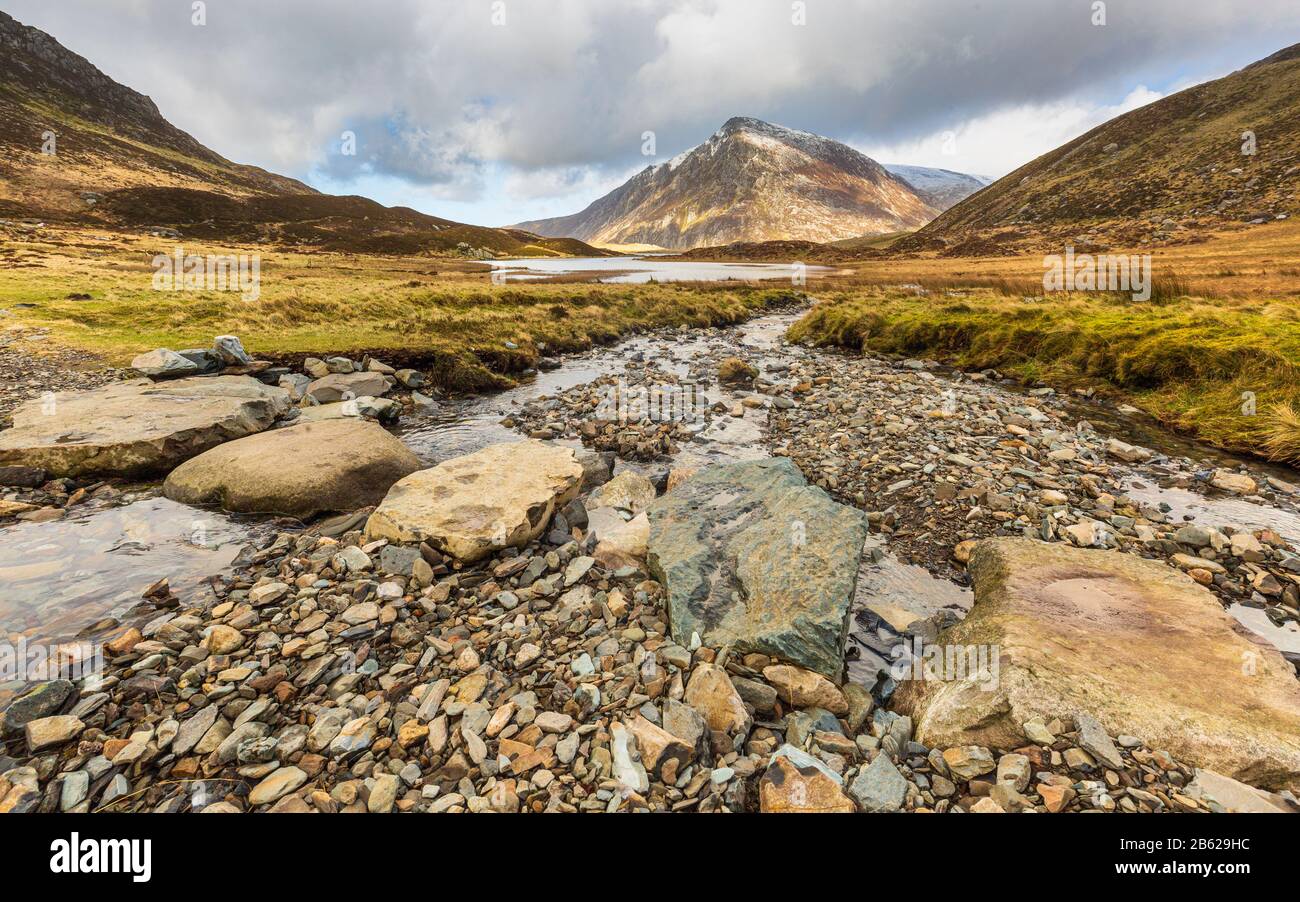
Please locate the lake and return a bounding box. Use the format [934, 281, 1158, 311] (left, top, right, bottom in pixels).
[485, 256, 834, 283]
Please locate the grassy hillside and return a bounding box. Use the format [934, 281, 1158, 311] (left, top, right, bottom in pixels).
[0, 10, 608, 258]
[896, 42, 1300, 256]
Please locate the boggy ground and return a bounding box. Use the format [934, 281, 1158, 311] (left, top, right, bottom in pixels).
[7, 217, 1300, 459]
[0, 223, 791, 394]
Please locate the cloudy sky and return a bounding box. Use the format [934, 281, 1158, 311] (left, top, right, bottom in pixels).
[6, 0, 1299, 226]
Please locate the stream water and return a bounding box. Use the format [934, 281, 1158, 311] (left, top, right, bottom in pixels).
[3, 307, 1298, 665]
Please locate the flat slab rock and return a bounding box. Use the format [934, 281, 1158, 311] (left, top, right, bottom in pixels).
[896, 537, 1300, 793]
[0, 376, 290, 478]
[365, 440, 583, 563]
[163, 419, 422, 518]
[646, 457, 868, 678]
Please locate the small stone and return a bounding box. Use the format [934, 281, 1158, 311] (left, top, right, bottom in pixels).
[25, 715, 84, 753]
[996, 753, 1031, 792]
[367, 774, 400, 813]
[248, 766, 308, 806]
[535, 711, 573, 734]
[761, 664, 848, 714]
[759, 745, 854, 813]
[1210, 469, 1256, 495]
[1022, 720, 1056, 745]
[942, 745, 995, 780]
[684, 663, 751, 736]
[848, 752, 909, 812]
[1076, 713, 1125, 770]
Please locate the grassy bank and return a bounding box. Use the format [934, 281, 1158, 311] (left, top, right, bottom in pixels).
[788, 289, 1300, 464]
[0, 228, 792, 391]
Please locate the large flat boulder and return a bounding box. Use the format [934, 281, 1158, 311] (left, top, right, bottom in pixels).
[646, 457, 869, 678]
[895, 538, 1300, 792]
[365, 440, 583, 562]
[0, 376, 290, 478]
[163, 419, 423, 518]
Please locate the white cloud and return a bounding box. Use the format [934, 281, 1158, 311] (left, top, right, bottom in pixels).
[859, 85, 1168, 179]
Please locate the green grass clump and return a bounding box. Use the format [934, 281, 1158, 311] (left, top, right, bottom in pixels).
[788, 289, 1300, 463]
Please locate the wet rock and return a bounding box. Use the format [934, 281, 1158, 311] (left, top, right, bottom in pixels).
[0, 680, 73, 736]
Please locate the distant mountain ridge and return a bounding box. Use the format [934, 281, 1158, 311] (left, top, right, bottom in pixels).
[883, 165, 992, 211]
[514, 117, 953, 250]
[0, 9, 311, 215]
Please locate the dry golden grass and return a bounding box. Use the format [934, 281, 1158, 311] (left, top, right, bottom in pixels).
[5, 219, 1300, 458]
[0, 225, 793, 390]
[827, 219, 1300, 301]
[1263, 402, 1300, 463]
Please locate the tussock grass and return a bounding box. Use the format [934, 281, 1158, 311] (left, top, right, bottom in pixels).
[1263, 403, 1300, 463]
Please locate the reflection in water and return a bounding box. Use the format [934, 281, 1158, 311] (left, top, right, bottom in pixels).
[847, 536, 974, 686]
[0, 497, 269, 644]
[1123, 480, 1300, 543]
[1230, 603, 1300, 657]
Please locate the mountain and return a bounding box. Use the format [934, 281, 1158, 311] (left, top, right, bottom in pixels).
[513, 117, 940, 250]
[883, 165, 991, 211]
[0, 10, 605, 257]
[899, 41, 1300, 255]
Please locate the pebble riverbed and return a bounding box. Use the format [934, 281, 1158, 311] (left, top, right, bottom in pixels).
[1, 304, 1299, 813]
